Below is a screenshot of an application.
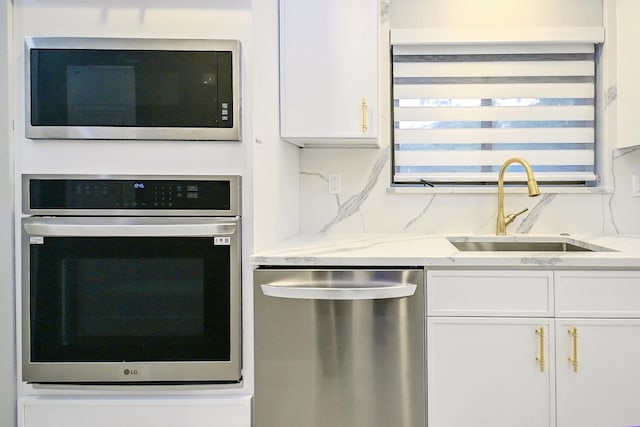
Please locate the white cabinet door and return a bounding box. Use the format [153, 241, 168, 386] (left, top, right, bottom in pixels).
[556, 319, 640, 427]
[19, 396, 252, 427]
[427, 317, 554, 427]
[615, 0, 640, 149]
[279, 0, 378, 147]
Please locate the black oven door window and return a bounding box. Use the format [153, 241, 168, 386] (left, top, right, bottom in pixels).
[29, 237, 231, 363]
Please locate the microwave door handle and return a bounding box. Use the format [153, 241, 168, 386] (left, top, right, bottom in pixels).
[259, 283, 417, 300]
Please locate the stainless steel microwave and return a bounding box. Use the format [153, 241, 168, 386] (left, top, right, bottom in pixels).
[25, 37, 241, 141]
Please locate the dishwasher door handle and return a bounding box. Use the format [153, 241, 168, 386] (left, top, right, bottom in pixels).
[260, 283, 417, 300]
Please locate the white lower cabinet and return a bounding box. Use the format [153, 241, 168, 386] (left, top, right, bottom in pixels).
[19, 396, 252, 427]
[427, 317, 554, 427]
[555, 270, 640, 427]
[427, 269, 640, 427]
[427, 270, 555, 427]
[555, 319, 640, 427]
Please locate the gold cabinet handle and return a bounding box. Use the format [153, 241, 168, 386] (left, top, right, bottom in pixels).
[535, 327, 545, 372]
[361, 97, 368, 133]
[568, 327, 579, 373]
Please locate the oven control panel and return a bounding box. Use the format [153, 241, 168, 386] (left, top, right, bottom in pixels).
[24, 175, 241, 215]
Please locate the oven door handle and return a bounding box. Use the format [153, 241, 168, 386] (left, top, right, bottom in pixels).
[23, 221, 238, 237]
[260, 282, 417, 300]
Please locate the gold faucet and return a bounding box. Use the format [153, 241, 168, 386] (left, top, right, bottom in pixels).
[496, 157, 541, 235]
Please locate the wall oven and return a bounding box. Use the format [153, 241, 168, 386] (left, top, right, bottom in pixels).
[21, 174, 241, 384]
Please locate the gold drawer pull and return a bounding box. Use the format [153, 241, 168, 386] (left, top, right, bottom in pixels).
[361, 97, 368, 133]
[535, 327, 545, 372]
[568, 327, 579, 373]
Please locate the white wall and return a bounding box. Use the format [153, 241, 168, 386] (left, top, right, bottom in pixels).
[298, 0, 640, 236]
[1, 1, 17, 426]
[251, 0, 300, 251]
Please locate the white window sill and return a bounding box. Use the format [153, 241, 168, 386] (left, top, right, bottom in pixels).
[387, 186, 613, 195]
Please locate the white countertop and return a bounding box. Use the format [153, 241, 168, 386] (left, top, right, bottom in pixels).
[251, 233, 640, 268]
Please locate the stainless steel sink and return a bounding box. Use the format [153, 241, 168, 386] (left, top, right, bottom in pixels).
[447, 237, 616, 252]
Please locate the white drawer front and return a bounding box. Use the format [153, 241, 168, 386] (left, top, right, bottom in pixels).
[19, 396, 252, 427]
[427, 270, 554, 317]
[556, 271, 640, 318]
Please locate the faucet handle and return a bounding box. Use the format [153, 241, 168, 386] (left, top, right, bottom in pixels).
[505, 207, 529, 225]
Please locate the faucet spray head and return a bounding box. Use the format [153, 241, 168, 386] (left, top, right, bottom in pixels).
[527, 179, 540, 197]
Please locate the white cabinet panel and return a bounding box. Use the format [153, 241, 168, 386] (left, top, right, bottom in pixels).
[20, 396, 251, 427]
[427, 317, 554, 427]
[279, 0, 379, 147]
[556, 270, 640, 317]
[556, 319, 640, 427]
[427, 270, 554, 317]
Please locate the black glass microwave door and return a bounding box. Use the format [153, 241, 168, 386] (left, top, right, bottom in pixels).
[30, 49, 233, 128]
[29, 237, 231, 363]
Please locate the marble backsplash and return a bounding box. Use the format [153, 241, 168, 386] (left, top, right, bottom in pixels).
[296, 0, 637, 238]
[299, 144, 640, 236]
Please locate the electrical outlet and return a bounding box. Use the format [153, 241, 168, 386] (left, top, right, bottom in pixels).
[633, 175, 640, 197]
[328, 173, 341, 194]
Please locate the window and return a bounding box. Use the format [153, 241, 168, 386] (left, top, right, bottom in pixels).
[391, 42, 599, 187]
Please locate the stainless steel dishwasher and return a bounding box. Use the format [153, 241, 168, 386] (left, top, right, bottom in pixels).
[253, 268, 425, 427]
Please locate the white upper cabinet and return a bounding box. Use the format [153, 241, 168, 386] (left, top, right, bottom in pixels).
[279, 0, 379, 147]
[614, 0, 640, 149]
